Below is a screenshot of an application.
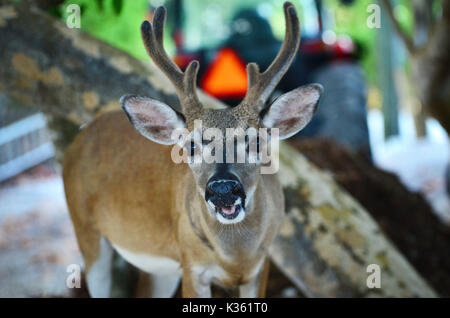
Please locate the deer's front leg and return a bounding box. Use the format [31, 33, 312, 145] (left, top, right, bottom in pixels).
[239, 258, 270, 298]
[182, 266, 212, 298]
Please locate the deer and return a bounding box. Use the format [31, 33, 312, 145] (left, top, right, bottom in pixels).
[63, 1, 322, 298]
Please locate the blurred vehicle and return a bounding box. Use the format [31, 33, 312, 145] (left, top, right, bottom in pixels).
[166, 0, 370, 158]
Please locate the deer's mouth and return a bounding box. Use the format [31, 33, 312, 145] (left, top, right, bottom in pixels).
[217, 203, 242, 219]
[206, 196, 246, 224]
[204, 175, 246, 224]
[214, 201, 245, 224]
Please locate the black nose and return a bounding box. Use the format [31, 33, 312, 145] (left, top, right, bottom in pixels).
[207, 180, 239, 196]
[205, 173, 245, 207]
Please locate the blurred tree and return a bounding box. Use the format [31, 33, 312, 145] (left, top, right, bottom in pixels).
[325, 0, 378, 86]
[378, 3, 400, 139]
[380, 0, 450, 135]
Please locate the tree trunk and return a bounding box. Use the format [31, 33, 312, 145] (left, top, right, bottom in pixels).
[380, 0, 450, 135]
[0, 2, 437, 297]
[378, 2, 399, 139]
[271, 143, 435, 297]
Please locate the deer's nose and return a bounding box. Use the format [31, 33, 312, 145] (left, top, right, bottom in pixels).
[207, 180, 240, 196]
[205, 173, 245, 206]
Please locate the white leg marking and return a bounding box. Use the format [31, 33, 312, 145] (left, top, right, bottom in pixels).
[239, 277, 259, 298]
[87, 237, 114, 298]
[149, 273, 181, 298]
[192, 265, 228, 298]
[239, 258, 265, 298]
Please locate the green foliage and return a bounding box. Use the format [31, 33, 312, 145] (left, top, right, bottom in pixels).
[61, 0, 153, 60]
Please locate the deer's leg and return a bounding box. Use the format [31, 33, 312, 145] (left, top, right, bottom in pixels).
[239, 258, 270, 298]
[150, 273, 181, 297]
[84, 236, 114, 297]
[181, 267, 212, 298]
[74, 221, 139, 297]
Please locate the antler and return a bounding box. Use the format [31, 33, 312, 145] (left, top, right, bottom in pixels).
[141, 7, 201, 116]
[241, 2, 300, 111]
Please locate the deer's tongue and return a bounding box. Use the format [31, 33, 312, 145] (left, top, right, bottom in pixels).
[220, 205, 236, 215]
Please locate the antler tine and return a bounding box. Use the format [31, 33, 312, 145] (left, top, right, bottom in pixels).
[242, 2, 300, 110]
[141, 7, 201, 113]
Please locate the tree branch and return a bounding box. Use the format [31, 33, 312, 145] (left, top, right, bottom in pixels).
[380, 0, 416, 54]
[441, 0, 450, 21]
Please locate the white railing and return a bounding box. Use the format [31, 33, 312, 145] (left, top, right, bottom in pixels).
[0, 113, 54, 182]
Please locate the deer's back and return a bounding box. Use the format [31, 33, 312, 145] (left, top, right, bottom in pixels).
[63, 111, 184, 260]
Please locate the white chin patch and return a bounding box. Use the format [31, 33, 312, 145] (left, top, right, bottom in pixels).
[216, 209, 246, 225]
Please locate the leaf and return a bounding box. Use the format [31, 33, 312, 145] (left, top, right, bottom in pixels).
[112, 0, 123, 15]
[95, 0, 104, 11]
[47, 7, 62, 19]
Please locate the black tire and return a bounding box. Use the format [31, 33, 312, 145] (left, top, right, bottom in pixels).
[298, 62, 371, 160]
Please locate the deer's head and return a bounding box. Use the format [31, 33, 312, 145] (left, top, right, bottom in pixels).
[121, 2, 322, 225]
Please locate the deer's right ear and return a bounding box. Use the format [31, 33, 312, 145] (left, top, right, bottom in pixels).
[120, 95, 186, 145]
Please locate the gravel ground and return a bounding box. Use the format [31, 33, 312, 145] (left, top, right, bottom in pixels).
[0, 163, 82, 297]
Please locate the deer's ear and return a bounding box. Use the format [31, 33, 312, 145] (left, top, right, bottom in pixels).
[261, 84, 323, 140]
[121, 95, 186, 145]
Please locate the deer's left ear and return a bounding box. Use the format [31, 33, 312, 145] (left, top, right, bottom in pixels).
[261, 84, 323, 140]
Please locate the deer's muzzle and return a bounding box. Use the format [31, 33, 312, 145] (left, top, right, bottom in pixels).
[205, 174, 246, 223]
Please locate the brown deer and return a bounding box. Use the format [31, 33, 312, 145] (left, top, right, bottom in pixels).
[63, 2, 322, 298]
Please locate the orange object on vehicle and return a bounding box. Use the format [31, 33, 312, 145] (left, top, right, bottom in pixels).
[201, 48, 248, 99]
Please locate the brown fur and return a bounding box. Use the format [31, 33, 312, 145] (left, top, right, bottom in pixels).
[63, 111, 284, 297]
[64, 2, 310, 297]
